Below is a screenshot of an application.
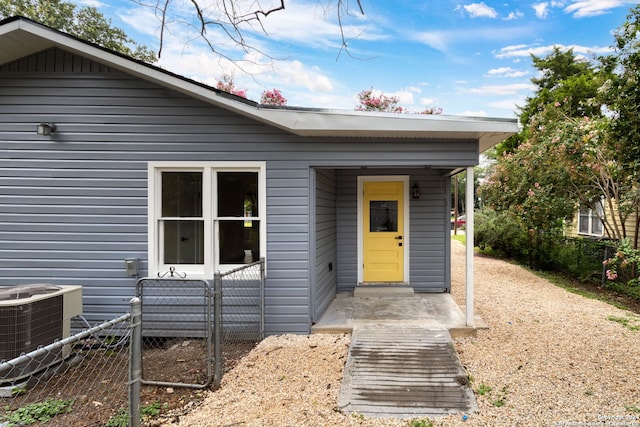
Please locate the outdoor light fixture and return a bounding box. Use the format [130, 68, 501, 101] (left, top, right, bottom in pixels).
[36, 123, 57, 136]
[411, 182, 421, 199]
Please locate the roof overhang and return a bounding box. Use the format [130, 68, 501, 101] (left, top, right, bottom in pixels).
[0, 17, 519, 152]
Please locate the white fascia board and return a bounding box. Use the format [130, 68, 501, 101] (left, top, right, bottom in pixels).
[252, 108, 519, 151]
[254, 108, 519, 135]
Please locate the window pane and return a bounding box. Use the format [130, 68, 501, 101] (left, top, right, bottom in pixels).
[219, 220, 260, 264]
[162, 172, 202, 217]
[163, 220, 204, 264]
[578, 215, 590, 234]
[218, 172, 258, 217]
[595, 201, 604, 216]
[592, 217, 603, 235]
[370, 201, 398, 232]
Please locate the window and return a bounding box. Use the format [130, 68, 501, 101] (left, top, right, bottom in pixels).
[149, 162, 266, 277]
[578, 201, 604, 237]
[369, 201, 398, 232]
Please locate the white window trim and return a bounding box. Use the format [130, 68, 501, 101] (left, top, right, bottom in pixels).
[148, 161, 266, 278]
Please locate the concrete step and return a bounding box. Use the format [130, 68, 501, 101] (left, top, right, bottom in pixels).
[353, 285, 414, 298]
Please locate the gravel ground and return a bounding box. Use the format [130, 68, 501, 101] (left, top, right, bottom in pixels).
[174, 240, 640, 427]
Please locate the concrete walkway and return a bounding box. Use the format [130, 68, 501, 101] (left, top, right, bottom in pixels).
[311, 289, 486, 337]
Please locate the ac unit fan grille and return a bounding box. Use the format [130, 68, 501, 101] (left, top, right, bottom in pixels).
[0, 295, 63, 361]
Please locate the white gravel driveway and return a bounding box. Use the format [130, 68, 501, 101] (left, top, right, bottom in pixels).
[175, 240, 640, 427]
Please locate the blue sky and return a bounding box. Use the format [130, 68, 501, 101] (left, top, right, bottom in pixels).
[80, 0, 637, 118]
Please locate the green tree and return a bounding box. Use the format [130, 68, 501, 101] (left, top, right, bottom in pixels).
[601, 5, 640, 248]
[496, 47, 608, 155]
[0, 0, 157, 63]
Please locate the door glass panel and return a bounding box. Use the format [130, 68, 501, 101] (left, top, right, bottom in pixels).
[219, 220, 260, 264]
[369, 201, 398, 232]
[163, 220, 204, 264]
[218, 172, 258, 217]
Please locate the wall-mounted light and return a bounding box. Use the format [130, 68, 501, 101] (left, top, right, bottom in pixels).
[411, 182, 421, 199]
[37, 123, 57, 136]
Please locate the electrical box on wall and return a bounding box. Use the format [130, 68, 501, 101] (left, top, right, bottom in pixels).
[125, 258, 138, 277]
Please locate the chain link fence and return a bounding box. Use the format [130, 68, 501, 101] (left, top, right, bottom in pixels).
[135, 259, 265, 390]
[136, 278, 215, 390]
[1, 259, 265, 427]
[216, 259, 265, 380]
[1, 314, 132, 427]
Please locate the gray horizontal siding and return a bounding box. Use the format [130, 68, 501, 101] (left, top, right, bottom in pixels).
[314, 169, 337, 321]
[1, 47, 477, 334]
[336, 172, 359, 291]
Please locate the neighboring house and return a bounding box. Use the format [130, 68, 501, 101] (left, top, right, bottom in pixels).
[571, 200, 639, 245]
[0, 17, 518, 335]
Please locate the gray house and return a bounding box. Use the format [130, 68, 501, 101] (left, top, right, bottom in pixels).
[0, 17, 518, 335]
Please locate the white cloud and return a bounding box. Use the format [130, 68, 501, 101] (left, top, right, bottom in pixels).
[274, 60, 334, 92]
[469, 83, 535, 95]
[419, 97, 439, 107]
[457, 109, 488, 117]
[458, 2, 499, 18]
[412, 31, 451, 52]
[76, 0, 105, 7]
[504, 11, 525, 20]
[411, 26, 534, 54]
[533, 2, 550, 18]
[564, 0, 626, 18]
[118, 7, 161, 38]
[531, 0, 624, 19]
[487, 98, 526, 116]
[494, 43, 612, 59]
[394, 91, 416, 106]
[253, 0, 388, 49]
[485, 67, 530, 78]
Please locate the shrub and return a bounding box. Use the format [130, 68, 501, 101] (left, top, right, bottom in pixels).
[547, 237, 608, 283]
[474, 209, 529, 261]
[603, 238, 640, 284]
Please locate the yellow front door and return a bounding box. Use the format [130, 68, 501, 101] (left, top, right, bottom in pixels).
[363, 181, 404, 282]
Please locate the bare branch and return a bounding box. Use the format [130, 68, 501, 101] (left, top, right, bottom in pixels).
[236, 0, 285, 22]
[158, 0, 170, 57]
[335, 0, 369, 61]
[132, 0, 368, 71]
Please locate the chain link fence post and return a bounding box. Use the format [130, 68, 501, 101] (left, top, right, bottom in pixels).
[213, 273, 222, 389]
[259, 258, 265, 340]
[129, 297, 142, 427]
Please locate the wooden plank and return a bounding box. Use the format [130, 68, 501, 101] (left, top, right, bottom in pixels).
[339, 327, 477, 418]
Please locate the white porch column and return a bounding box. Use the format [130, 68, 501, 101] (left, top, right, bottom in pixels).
[465, 166, 475, 327]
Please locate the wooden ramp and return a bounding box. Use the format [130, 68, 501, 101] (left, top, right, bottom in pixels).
[338, 326, 477, 418]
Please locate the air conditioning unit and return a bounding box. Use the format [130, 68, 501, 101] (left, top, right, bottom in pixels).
[0, 284, 82, 390]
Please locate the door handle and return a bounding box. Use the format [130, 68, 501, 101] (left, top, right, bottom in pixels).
[395, 235, 403, 240]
